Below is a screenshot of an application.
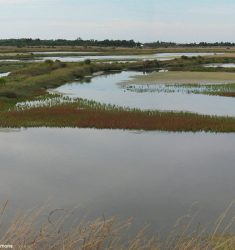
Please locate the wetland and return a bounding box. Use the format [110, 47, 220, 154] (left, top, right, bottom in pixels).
[1, 47, 235, 249]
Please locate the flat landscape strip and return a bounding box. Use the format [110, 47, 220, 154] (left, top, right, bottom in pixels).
[0, 61, 235, 131]
[1, 104, 235, 132]
[127, 71, 235, 85]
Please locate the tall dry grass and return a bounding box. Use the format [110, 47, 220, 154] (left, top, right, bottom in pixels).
[1, 202, 235, 250]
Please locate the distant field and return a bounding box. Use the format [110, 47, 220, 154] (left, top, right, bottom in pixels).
[1, 46, 235, 54]
[0, 46, 156, 55]
[207, 52, 235, 58]
[127, 71, 235, 85]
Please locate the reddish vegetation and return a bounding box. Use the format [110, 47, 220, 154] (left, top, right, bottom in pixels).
[1, 105, 235, 132]
[216, 92, 235, 97]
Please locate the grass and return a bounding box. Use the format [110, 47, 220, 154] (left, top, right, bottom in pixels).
[125, 71, 235, 97]
[161, 56, 235, 73]
[0, 46, 177, 63]
[0, 58, 235, 131]
[0, 53, 34, 61]
[0, 51, 157, 61]
[1, 201, 235, 249]
[0, 98, 234, 132]
[2, 47, 235, 62]
[127, 71, 235, 85]
[170, 83, 235, 97]
[2, 45, 235, 54]
[0, 61, 27, 73]
[0, 60, 159, 100]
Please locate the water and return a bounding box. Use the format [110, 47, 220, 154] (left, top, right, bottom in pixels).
[155, 52, 221, 60]
[0, 52, 221, 63]
[39, 52, 219, 62]
[32, 51, 101, 54]
[0, 128, 235, 232]
[37, 54, 157, 62]
[0, 72, 10, 77]
[0, 59, 21, 62]
[205, 63, 235, 68]
[54, 71, 235, 117]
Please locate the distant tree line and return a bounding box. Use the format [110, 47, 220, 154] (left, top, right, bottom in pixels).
[145, 41, 235, 48]
[0, 38, 234, 48]
[0, 38, 142, 48]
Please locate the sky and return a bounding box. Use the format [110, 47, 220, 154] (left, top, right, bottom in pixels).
[0, 0, 235, 42]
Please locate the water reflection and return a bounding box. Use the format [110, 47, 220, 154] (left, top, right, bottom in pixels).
[54, 71, 235, 117]
[38, 52, 219, 62]
[0, 52, 222, 63]
[0, 128, 235, 233]
[32, 51, 101, 55]
[0, 72, 10, 77]
[204, 63, 235, 68]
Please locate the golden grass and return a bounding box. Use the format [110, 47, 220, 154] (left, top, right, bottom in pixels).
[1, 201, 235, 249]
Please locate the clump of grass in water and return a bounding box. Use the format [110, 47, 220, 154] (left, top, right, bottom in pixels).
[124, 81, 235, 97]
[169, 83, 235, 97]
[15, 95, 75, 111]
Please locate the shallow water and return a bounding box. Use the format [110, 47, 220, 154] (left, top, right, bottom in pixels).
[32, 51, 101, 55]
[204, 63, 235, 68]
[54, 71, 235, 117]
[155, 52, 221, 60]
[0, 52, 220, 63]
[0, 128, 235, 232]
[37, 54, 157, 62]
[35, 52, 219, 62]
[0, 59, 21, 62]
[0, 72, 10, 77]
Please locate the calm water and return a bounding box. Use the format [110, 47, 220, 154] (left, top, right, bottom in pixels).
[54, 71, 235, 117]
[155, 52, 221, 60]
[205, 63, 235, 68]
[0, 59, 20, 62]
[32, 51, 101, 54]
[0, 52, 221, 63]
[39, 52, 219, 62]
[37, 54, 157, 62]
[0, 72, 10, 77]
[1, 128, 235, 232]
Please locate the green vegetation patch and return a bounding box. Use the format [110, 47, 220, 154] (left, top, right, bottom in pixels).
[0, 58, 234, 131]
[0, 60, 158, 100]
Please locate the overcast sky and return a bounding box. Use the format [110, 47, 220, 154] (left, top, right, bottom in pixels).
[0, 0, 235, 42]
